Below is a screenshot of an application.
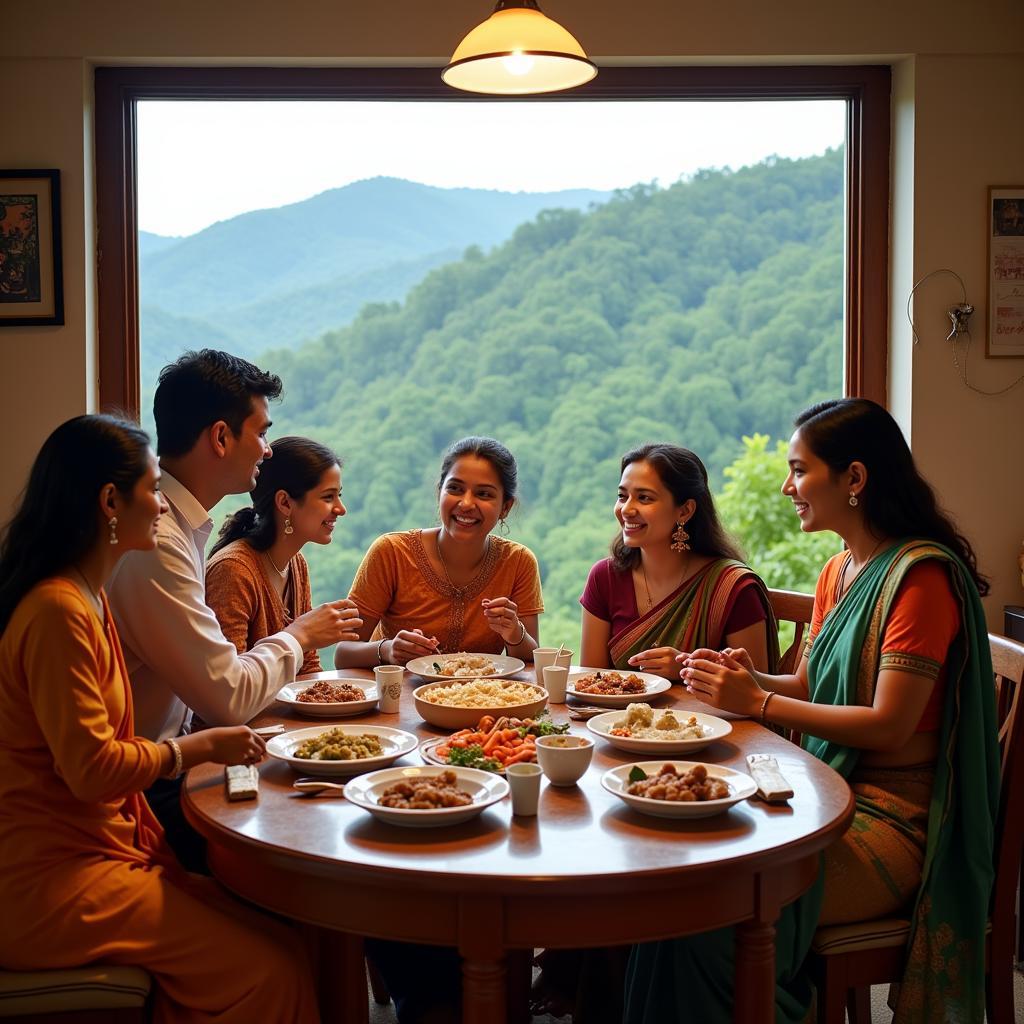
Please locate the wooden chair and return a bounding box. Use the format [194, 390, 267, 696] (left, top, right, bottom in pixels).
[768, 588, 815, 675]
[807, 632, 1024, 1024]
[0, 966, 150, 1022]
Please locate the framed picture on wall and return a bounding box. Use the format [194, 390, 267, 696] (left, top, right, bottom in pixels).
[987, 186, 1024, 357]
[0, 169, 64, 327]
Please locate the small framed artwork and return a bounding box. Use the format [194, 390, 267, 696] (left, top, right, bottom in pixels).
[987, 186, 1024, 357]
[0, 169, 64, 327]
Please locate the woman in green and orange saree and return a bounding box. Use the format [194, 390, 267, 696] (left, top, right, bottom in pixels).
[580, 443, 778, 678]
[626, 399, 998, 1024]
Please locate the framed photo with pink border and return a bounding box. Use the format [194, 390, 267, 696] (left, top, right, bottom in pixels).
[987, 186, 1024, 357]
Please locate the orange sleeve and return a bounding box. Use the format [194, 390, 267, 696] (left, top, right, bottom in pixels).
[349, 534, 400, 621]
[509, 545, 544, 616]
[22, 589, 163, 803]
[205, 554, 261, 656]
[879, 560, 960, 680]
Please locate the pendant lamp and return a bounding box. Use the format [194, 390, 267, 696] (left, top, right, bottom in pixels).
[442, 0, 598, 96]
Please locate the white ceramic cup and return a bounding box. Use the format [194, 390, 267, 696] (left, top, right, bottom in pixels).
[542, 665, 569, 703]
[535, 734, 594, 786]
[533, 647, 558, 686]
[506, 762, 542, 815]
[374, 665, 404, 713]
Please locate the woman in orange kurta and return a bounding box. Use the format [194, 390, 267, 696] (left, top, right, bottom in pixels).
[336, 436, 544, 669]
[207, 436, 346, 676]
[0, 415, 318, 1024]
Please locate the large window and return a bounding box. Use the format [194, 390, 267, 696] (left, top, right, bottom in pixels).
[97, 67, 890, 651]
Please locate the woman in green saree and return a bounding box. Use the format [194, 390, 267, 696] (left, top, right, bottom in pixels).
[626, 399, 998, 1024]
[580, 442, 777, 678]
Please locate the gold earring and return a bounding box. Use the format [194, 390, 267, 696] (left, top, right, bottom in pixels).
[108, 516, 119, 545]
[670, 521, 690, 552]
[848, 491, 859, 507]
[284, 517, 294, 535]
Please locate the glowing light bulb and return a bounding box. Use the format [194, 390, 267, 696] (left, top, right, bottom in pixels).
[502, 51, 534, 76]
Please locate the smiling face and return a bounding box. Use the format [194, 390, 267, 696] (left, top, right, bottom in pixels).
[615, 459, 690, 551]
[223, 395, 273, 494]
[438, 455, 512, 544]
[283, 464, 345, 546]
[782, 429, 853, 534]
[112, 450, 167, 552]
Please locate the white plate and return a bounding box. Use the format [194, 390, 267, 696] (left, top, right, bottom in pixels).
[406, 653, 526, 682]
[276, 679, 378, 718]
[601, 760, 757, 819]
[266, 724, 418, 776]
[343, 765, 510, 827]
[587, 710, 732, 755]
[566, 669, 672, 707]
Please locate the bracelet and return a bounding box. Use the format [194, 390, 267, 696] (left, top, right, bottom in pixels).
[376, 637, 388, 665]
[164, 737, 183, 779]
[507, 620, 527, 648]
[759, 690, 776, 724]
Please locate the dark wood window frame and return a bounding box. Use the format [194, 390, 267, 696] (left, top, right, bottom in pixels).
[95, 65, 890, 415]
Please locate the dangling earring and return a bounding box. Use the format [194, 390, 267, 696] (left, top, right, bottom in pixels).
[670, 521, 690, 552]
[284, 517, 294, 536]
[499, 518, 510, 536]
[848, 491, 859, 508]
[108, 516, 119, 545]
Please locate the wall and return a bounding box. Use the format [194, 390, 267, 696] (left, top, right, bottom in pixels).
[2, 1, 1023, 624]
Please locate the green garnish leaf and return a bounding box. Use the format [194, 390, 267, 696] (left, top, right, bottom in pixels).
[518, 709, 571, 738]
[628, 766, 648, 783]
[445, 744, 502, 773]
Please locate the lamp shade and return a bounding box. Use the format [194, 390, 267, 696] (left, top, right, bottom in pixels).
[442, 1, 597, 96]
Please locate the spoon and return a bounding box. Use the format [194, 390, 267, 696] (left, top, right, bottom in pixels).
[292, 778, 346, 796]
[253, 724, 285, 737]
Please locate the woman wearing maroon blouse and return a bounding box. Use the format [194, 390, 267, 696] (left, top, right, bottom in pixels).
[579, 442, 777, 678]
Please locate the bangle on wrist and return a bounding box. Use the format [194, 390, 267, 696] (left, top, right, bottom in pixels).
[759, 690, 776, 724]
[164, 737, 183, 779]
[376, 637, 388, 665]
[507, 621, 527, 648]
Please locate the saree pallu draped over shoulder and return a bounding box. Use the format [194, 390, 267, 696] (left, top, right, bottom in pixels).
[608, 559, 779, 670]
[805, 540, 998, 1023]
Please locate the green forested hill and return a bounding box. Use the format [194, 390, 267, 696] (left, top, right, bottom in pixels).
[212, 151, 845, 650]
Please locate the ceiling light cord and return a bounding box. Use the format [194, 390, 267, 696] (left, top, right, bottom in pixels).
[906, 268, 1024, 397]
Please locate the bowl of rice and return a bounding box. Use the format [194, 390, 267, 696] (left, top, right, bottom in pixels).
[412, 678, 548, 728]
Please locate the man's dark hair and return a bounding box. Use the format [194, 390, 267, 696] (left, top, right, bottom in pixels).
[153, 349, 283, 458]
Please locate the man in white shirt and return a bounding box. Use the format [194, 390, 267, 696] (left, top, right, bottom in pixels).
[109, 349, 361, 868]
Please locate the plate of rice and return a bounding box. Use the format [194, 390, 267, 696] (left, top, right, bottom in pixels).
[412, 679, 547, 728]
[587, 703, 732, 754]
[405, 653, 525, 681]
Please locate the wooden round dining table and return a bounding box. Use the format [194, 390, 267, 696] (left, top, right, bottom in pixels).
[183, 668, 854, 1024]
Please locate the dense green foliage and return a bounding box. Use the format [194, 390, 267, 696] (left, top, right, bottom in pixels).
[195, 150, 847, 655]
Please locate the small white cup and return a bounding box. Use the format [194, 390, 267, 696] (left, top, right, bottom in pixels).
[535, 735, 594, 787]
[542, 665, 569, 703]
[374, 665, 404, 713]
[506, 762, 542, 815]
[533, 647, 558, 686]
[555, 649, 573, 672]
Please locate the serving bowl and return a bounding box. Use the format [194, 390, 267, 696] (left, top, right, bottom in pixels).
[266, 724, 418, 777]
[412, 679, 547, 729]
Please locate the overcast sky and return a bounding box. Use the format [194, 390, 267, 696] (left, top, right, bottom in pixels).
[137, 99, 846, 237]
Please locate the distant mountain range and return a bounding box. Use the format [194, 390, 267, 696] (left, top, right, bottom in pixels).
[139, 177, 610, 373]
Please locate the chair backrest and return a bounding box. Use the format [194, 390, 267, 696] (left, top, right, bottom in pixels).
[768, 588, 815, 675]
[989, 633, 1024, 930]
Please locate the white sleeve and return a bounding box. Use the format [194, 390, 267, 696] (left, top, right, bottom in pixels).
[109, 530, 303, 727]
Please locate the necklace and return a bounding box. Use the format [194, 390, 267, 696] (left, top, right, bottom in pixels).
[837, 538, 887, 601]
[436, 532, 490, 593]
[73, 566, 103, 617]
[265, 550, 289, 576]
[640, 557, 688, 611]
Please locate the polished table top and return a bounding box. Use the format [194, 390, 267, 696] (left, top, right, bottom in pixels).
[184, 668, 854, 897]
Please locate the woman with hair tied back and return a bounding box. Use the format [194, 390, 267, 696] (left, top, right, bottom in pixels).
[626, 399, 999, 1024]
[0, 415, 317, 1023]
[206, 435, 345, 675]
[335, 435, 543, 670]
[580, 442, 777, 678]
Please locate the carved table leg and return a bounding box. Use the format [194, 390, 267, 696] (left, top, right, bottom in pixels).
[734, 919, 776, 1024]
[459, 894, 507, 1024]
